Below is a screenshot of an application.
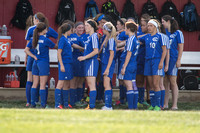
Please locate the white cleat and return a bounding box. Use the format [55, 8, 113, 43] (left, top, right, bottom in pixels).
[101, 106, 113, 110]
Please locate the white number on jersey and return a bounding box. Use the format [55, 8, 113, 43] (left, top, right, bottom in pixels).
[36, 44, 40, 55]
[150, 42, 156, 48]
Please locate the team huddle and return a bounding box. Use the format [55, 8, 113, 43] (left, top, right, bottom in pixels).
[24, 12, 184, 111]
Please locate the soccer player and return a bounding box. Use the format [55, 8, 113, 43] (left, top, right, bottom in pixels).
[100, 22, 116, 110]
[25, 12, 58, 107]
[136, 14, 151, 107]
[118, 21, 140, 109]
[68, 22, 86, 106]
[138, 19, 167, 111]
[162, 15, 184, 110]
[115, 18, 129, 105]
[55, 23, 73, 109]
[78, 19, 99, 109]
[25, 22, 57, 108]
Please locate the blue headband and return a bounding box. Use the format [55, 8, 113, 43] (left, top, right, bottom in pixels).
[35, 14, 38, 20]
[97, 15, 105, 22]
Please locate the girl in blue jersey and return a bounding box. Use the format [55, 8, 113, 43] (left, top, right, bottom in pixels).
[25, 22, 57, 108]
[78, 19, 99, 109]
[68, 22, 86, 106]
[115, 18, 129, 105]
[162, 15, 184, 110]
[55, 23, 73, 109]
[100, 22, 116, 110]
[118, 22, 140, 109]
[25, 12, 58, 107]
[136, 14, 151, 107]
[138, 19, 167, 111]
[154, 19, 170, 110]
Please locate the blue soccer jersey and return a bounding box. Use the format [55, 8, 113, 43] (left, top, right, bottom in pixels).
[81, 33, 90, 44]
[138, 33, 167, 59]
[25, 26, 58, 40]
[166, 30, 184, 59]
[68, 33, 85, 57]
[27, 35, 55, 62]
[117, 31, 129, 41]
[84, 33, 99, 59]
[101, 38, 116, 65]
[120, 35, 140, 64]
[58, 35, 73, 64]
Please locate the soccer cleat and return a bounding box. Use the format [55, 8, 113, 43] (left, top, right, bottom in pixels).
[142, 101, 150, 106]
[68, 104, 73, 108]
[86, 96, 90, 102]
[171, 107, 178, 110]
[153, 106, 161, 111]
[137, 102, 144, 108]
[55, 105, 63, 109]
[85, 104, 95, 110]
[26, 103, 31, 107]
[101, 106, 113, 110]
[148, 106, 154, 110]
[75, 101, 87, 107]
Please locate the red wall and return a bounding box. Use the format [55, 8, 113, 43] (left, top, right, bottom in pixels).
[0, 0, 200, 51]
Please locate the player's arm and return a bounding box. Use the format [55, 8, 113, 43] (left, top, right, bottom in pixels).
[57, 49, 65, 72]
[24, 47, 37, 60]
[159, 46, 167, 70]
[78, 48, 98, 61]
[176, 43, 184, 68]
[121, 51, 132, 75]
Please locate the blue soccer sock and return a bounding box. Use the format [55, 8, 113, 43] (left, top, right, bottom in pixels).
[55, 89, 61, 108]
[138, 87, 145, 103]
[132, 81, 138, 109]
[126, 90, 134, 109]
[26, 81, 32, 104]
[74, 88, 78, 103]
[150, 91, 155, 107]
[89, 90, 97, 109]
[77, 88, 82, 102]
[138, 88, 142, 103]
[110, 89, 113, 108]
[70, 89, 76, 106]
[99, 82, 104, 101]
[160, 90, 165, 108]
[36, 85, 40, 103]
[105, 90, 112, 108]
[133, 90, 139, 109]
[31, 88, 37, 107]
[46, 83, 48, 102]
[155, 91, 161, 107]
[119, 85, 124, 103]
[81, 83, 85, 100]
[62, 90, 69, 108]
[61, 88, 63, 105]
[123, 86, 127, 102]
[40, 89, 47, 108]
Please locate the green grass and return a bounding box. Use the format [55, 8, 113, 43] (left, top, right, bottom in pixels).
[0, 109, 200, 133]
[0, 101, 200, 133]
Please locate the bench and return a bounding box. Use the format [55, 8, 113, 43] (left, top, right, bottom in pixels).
[0, 49, 200, 70]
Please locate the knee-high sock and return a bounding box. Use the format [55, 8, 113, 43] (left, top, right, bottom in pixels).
[105, 90, 112, 108]
[36, 85, 40, 103]
[46, 83, 48, 102]
[40, 89, 47, 108]
[138, 87, 145, 103]
[31, 88, 37, 106]
[55, 89, 61, 108]
[160, 90, 165, 108]
[155, 91, 161, 107]
[26, 81, 32, 104]
[89, 90, 97, 109]
[150, 91, 155, 107]
[62, 90, 69, 108]
[132, 81, 138, 109]
[127, 90, 134, 109]
[70, 89, 76, 106]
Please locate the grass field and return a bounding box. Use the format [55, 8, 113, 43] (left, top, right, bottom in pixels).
[0, 101, 200, 133]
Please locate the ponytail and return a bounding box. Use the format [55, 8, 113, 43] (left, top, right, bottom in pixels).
[162, 15, 179, 33]
[32, 22, 47, 49]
